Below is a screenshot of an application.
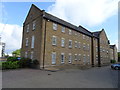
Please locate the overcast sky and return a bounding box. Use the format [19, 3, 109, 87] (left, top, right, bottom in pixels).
[0, 0, 119, 54]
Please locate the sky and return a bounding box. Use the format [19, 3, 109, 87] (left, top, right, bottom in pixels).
[0, 0, 119, 54]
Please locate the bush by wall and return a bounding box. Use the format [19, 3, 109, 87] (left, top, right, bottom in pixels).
[110, 60, 116, 64]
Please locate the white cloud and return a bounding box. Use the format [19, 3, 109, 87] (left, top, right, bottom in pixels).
[48, 0, 119, 27]
[0, 23, 22, 54]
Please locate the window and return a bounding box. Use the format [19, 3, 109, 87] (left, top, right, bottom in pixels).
[83, 54, 86, 64]
[87, 44, 90, 50]
[61, 53, 65, 64]
[61, 26, 65, 33]
[87, 55, 90, 64]
[83, 35, 85, 39]
[61, 38, 65, 47]
[96, 55, 98, 61]
[52, 52, 56, 64]
[30, 51, 34, 60]
[83, 43, 86, 50]
[69, 40, 72, 48]
[53, 23, 57, 30]
[78, 54, 81, 60]
[96, 46, 98, 52]
[68, 53, 72, 63]
[25, 38, 28, 46]
[52, 36, 57, 46]
[32, 20, 36, 30]
[69, 29, 72, 35]
[78, 42, 81, 48]
[26, 24, 29, 32]
[25, 52, 28, 58]
[75, 54, 77, 61]
[75, 41, 77, 48]
[31, 35, 35, 48]
[75, 31, 77, 35]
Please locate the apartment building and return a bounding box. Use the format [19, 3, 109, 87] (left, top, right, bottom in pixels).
[110, 45, 118, 62]
[21, 4, 117, 69]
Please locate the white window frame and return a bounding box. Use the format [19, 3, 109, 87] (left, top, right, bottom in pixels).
[52, 36, 57, 46]
[25, 38, 28, 47]
[53, 23, 57, 30]
[25, 52, 28, 58]
[69, 40, 72, 48]
[78, 42, 81, 49]
[83, 35, 85, 39]
[61, 53, 65, 64]
[31, 35, 35, 48]
[83, 43, 86, 50]
[68, 53, 72, 63]
[75, 31, 77, 35]
[30, 51, 34, 60]
[26, 24, 29, 32]
[75, 41, 77, 48]
[61, 38, 65, 47]
[32, 20, 36, 30]
[69, 29, 72, 35]
[52, 52, 56, 64]
[75, 54, 77, 61]
[78, 54, 81, 61]
[61, 26, 65, 33]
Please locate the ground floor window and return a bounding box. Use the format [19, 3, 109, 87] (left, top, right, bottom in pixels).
[61, 53, 65, 64]
[68, 53, 72, 63]
[30, 51, 34, 60]
[52, 52, 56, 64]
[25, 52, 28, 58]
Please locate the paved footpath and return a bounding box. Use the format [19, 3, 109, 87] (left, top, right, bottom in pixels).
[2, 66, 119, 88]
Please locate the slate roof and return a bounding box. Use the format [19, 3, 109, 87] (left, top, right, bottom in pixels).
[92, 31, 101, 38]
[43, 11, 93, 37]
[110, 45, 115, 49]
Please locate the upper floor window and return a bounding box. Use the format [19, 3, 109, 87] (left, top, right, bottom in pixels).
[78, 54, 81, 60]
[75, 31, 77, 35]
[69, 29, 72, 35]
[75, 41, 77, 48]
[61, 38, 65, 47]
[26, 24, 29, 32]
[52, 36, 57, 46]
[83, 43, 86, 50]
[78, 42, 81, 48]
[61, 53, 65, 64]
[31, 35, 35, 48]
[83, 35, 85, 39]
[75, 54, 77, 61]
[62, 26, 65, 33]
[32, 20, 36, 30]
[53, 23, 57, 30]
[25, 38, 28, 46]
[87, 44, 90, 50]
[69, 40, 72, 48]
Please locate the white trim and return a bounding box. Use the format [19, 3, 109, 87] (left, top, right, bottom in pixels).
[61, 53, 65, 64]
[61, 38, 65, 47]
[52, 52, 56, 64]
[52, 36, 57, 46]
[53, 23, 57, 30]
[31, 35, 35, 48]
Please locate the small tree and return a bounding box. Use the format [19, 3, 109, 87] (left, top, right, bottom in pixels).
[12, 49, 21, 57]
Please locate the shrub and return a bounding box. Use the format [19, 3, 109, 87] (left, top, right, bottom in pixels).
[33, 59, 39, 65]
[2, 61, 20, 70]
[7, 57, 18, 61]
[110, 60, 116, 64]
[18, 58, 32, 68]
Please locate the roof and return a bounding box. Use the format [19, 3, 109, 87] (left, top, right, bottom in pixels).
[42, 9, 93, 36]
[110, 45, 115, 49]
[92, 31, 101, 38]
